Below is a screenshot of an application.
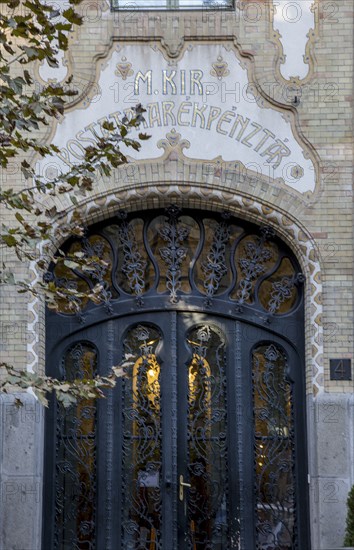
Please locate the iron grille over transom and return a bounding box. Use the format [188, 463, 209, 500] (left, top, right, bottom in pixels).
[43, 207, 310, 550]
[45, 206, 303, 322]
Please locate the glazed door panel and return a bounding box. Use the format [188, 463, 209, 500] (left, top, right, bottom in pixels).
[114, 312, 238, 550]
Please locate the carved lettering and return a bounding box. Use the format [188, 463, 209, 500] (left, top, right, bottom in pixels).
[230, 115, 250, 141]
[206, 107, 221, 130]
[241, 122, 262, 148]
[191, 103, 207, 129]
[190, 70, 203, 95]
[148, 103, 162, 127]
[177, 101, 192, 126]
[134, 70, 152, 95]
[260, 139, 291, 169]
[254, 128, 275, 152]
[162, 101, 177, 126]
[163, 70, 177, 95]
[216, 110, 235, 136]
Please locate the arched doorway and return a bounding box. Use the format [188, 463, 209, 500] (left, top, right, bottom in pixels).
[43, 206, 310, 549]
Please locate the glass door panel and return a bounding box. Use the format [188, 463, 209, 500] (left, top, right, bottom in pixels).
[185, 325, 229, 549]
[121, 325, 163, 549]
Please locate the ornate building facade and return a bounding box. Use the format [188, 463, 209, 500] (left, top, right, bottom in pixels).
[0, 1, 353, 549]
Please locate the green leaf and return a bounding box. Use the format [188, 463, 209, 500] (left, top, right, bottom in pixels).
[1, 234, 17, 247]
[15, 212, 24, 223]
[62, 7, 83, 25]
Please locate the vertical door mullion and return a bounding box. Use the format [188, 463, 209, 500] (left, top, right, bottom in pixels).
[161, 311, 178, 550]
[227, 319, 242, 547]
[176, 313, 190, 548]
[112, 318, 124, 550]
[97, 319, 121, 550]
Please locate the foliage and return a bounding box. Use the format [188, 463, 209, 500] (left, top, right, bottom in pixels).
[0, 357, 135, 408]
[0, 0, 148, 403]
[344, 485, 354, 547]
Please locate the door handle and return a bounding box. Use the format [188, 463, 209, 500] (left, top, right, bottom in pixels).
[179, 474, 191, 501]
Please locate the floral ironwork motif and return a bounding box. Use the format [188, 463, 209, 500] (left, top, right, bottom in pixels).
[268, 275, 296, 314]
[81, 235, 113, 314]
[47, 208, 302, 317]
[186, 325, 230, 549]
[236, 228, 274, 304]
[117, 215, 147, 299]
[201, 220, 230, 298]
[253, 344, 296, 548]
[54, 343, 98, 549]
[158, 206, 190, 303]
[268, 273, 303, 314]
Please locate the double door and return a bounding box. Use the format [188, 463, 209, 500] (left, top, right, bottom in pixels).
[45, 310, 309, 549]
[115, 312, 236, 550]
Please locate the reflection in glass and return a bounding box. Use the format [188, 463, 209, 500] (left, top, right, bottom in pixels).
[55, 343, 97, 549]
[122, 325, 162, 549]
[253, 344, 295, 549]
[186, 325, 230, 549]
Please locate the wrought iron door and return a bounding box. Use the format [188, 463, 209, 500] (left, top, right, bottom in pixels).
[118, 313, 235, 550]
[43, 207, 310, 549]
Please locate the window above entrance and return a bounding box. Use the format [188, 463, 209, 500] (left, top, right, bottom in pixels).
[45, 206, 303, 321]
[111, 0, 233, 10]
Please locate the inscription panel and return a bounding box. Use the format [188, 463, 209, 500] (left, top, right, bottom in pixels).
[38, 44, 317, 194]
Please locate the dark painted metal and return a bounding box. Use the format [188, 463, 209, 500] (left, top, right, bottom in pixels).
[43, 207, 309, 550]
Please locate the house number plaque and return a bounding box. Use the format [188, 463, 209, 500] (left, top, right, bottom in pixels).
[330, 359, 352, 381]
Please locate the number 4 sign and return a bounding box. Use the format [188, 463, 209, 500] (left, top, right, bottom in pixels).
[330, 359, 352, 381]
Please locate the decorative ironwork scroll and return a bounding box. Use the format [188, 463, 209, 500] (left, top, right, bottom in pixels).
[201, 218, 230, 298]
[47, 207, 303, 317]
[117, 212, 147, 300]
[186, 325, 229, 549]
[267, 272, 305, 314]
[252, 344, 296, 549]
[235, 227, 274, 305]
[122, 325, 163, 549]
[54, 342, 98, 549]
[81, 235, 113, 314]
[157, 205, 190, 303]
